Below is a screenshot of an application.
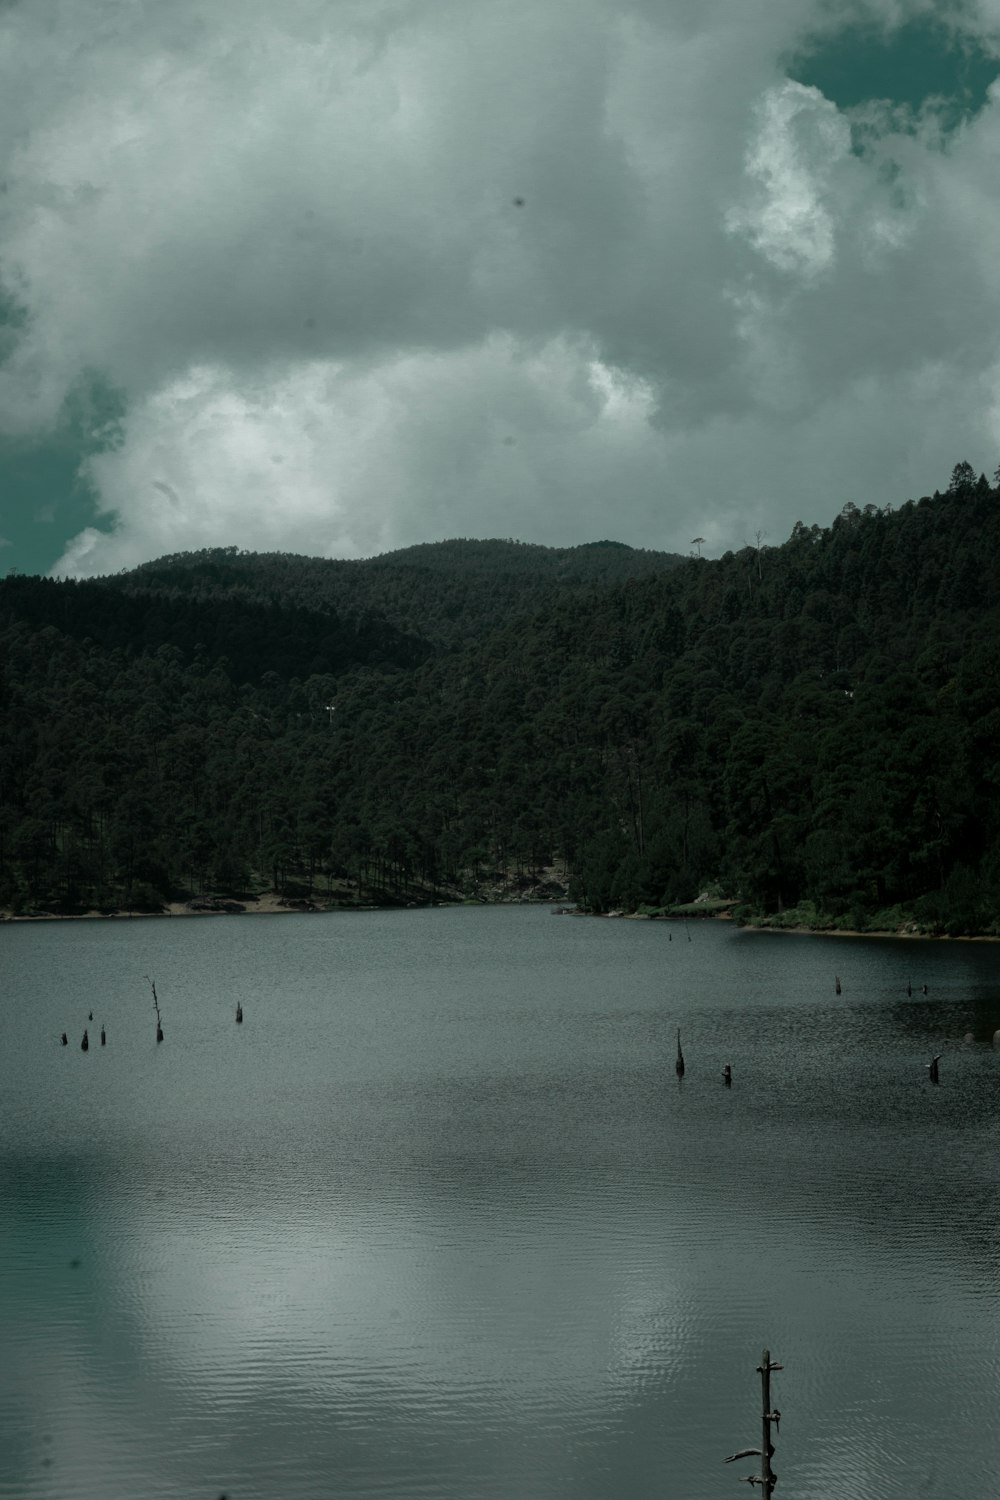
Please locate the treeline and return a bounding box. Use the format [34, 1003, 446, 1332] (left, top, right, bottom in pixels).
[1, 471, 998, 933]
[110, 537, 684, 651]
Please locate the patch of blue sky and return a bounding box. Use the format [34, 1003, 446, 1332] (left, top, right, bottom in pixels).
[787, 16, 999, 139]
[0, 374, 122, 577]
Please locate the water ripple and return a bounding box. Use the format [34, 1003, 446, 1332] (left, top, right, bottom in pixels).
[3, 910, 1000, 1498]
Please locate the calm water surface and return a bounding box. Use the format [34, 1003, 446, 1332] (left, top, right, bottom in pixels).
[2, 906, 1000, 1499]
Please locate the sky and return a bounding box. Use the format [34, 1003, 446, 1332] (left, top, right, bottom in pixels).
[2, 0, 1000, 577]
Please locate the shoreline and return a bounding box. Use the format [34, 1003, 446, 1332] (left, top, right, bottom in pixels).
[589, 907, 1000, 942]
[735, 921, 1000, 943]
[0, 893, 555, 923]
[4, 900, 999, 941]
[0, 895, 405, 923]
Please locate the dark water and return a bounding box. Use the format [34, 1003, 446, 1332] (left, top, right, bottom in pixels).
[2, 907, 1000, 1500]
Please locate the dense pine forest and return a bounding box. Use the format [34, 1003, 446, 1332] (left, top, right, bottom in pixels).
[2, 465, 999, 933]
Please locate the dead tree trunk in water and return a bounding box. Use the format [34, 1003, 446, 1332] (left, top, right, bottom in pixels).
[724, 1347, 782, 1497]
[146, 975, 164, 1042]
[758, 1348, 781, 1497]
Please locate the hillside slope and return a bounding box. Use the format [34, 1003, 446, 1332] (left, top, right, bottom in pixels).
[109, 537, 685, 651]
[1, 477, 998, 933]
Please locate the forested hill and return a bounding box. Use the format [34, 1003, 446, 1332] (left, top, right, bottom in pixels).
[2, 468, 999, 933]
[107, 537, 685, 651]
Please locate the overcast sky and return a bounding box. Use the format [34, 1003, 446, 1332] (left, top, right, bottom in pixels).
[2, 0, 1000, 576]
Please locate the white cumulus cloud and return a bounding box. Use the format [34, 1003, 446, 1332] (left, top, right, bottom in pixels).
[725, 81, 852, 278]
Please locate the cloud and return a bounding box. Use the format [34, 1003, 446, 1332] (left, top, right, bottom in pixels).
[0, 0, 998, 575]
[0, 0, 650, 418]
[61, 336, 996, 575]
[724, 81, 851, 278]
[60, 339, 666, 570]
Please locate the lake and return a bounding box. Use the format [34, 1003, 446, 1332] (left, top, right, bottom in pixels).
[2, 905, 999, 1500]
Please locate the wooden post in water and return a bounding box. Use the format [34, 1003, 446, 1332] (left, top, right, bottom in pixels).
[675, 1028, 685, 1077]
[834, 975, 841, 995]
[724, 1348, 782, 1495]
